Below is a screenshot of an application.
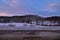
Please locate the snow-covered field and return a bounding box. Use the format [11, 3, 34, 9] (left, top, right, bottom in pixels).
[0, 23, 60, 40]
[0, 23, 60, 30]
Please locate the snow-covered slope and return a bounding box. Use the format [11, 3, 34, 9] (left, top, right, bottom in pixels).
[0, 23, 60, 30]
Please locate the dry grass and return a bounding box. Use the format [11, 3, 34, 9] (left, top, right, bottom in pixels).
[0, 30, 60, 40]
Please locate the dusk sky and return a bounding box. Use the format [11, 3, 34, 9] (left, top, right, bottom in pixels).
[0, 0, 60, 17]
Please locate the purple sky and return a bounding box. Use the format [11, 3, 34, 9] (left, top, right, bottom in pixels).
[0, 0, 60, 17]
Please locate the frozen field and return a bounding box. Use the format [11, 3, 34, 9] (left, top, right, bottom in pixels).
[0, 23, 60, 40]
[0, 23, 60, 30]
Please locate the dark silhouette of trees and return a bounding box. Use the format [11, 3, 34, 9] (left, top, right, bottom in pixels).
[44, 16, 60, 26]
[0, 15, 60, 26]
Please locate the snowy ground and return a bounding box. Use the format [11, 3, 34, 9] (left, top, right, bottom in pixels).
[0, 23, 60, 40]
[0, 23, 60, 30]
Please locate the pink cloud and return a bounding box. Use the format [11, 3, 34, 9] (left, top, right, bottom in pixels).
[43, 3, 58, 12]
[47, 3, 58, 9]
[9, 0, 18, 8]
[0, 12, 12, 16]
[0, 0, 30, 16]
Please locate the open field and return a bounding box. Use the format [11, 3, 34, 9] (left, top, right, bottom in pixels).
[0, 30, 60, 40]
[0, 23, 60, 40]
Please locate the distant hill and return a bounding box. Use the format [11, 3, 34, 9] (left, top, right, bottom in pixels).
[12, 15, 43, 23]
[44, 16, 60, 21]
[0, 15, 60, 23]
[0, 15, 43, 23]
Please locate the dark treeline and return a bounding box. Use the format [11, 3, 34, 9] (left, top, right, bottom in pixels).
[0, 15, 43, 23]
[0, 15, 60, 26]
[43, 16, 60, 26]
